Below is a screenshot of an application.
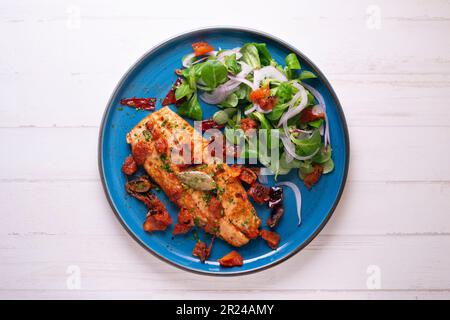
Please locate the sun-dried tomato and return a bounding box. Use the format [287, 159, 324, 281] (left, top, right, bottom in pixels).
[162, 78, 183, 106]
[267, 205, 284, 229]
[299, 106, 325, 124]
[120, 97, 156, 111]
[201, 119, 225, 132]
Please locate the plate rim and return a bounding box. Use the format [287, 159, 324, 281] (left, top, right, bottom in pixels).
[98, 26, 350, 276]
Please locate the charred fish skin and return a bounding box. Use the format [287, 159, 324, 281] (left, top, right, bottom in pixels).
[127, 107, 260, 247]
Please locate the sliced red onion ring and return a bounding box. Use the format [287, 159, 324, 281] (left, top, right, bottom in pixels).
[200, 81, 241, 104]
[291, 128, 313, 134]
[201, 62, 254, 105]
[228, 75, 255, 90]
[311, 104, 325, 115]
[319, 124, 325, 136]
[236, 61, 252, 78]
[276, 181, 302, 226]
[256, 103, 272, 114]
[182, 53, 196, 68]
[277, 82, 308, 129]
[182, 51, 217, 68]
[253, 66, 287, 87]
[244, 104, 257, 115]
[217, 48, 242, 61]
[301, 82, 330, 147]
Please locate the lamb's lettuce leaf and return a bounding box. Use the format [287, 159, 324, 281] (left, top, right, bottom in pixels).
[299, 70, 317, 80]
[224, 53, 241, 75]
[177, 93, 202, 120]
[240, 44, 261, 69]
[199, 60, 228, 89]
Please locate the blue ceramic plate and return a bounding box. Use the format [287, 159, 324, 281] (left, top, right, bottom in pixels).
[98, 27, 349, 275]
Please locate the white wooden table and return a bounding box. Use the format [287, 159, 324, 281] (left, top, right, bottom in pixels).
[1, 0, 449, 300]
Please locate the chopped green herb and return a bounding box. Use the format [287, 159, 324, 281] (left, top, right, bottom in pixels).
[192, 230, 200, 242]
[142, 130, 152, 141]
[203, 193, 212, 205]
[161, 162, 173, 172]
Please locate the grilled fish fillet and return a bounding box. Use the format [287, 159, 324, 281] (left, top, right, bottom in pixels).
[126, 107, 260, 247]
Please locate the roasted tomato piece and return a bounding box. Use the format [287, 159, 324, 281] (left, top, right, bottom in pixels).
[144, 211, 172, 232]
[258, 96, 277, 111]
[260, 229, 280, 249]
[303, 164, 323, 189]
[132, 141, 153, 165]
[155, 210, 172, 225]
[192, 241, 212, 263]
[249, 86, 276, 111]
[299, 106, 325, 124]
[229, 164, 242, 178]
[120, 97, 156, 111]
[249, 87, 270, 102]
[173, 223, 192, 235]
[238, 167, 258, 185]
[218, 250, 243, 267]
[155, 137, 168, 154]
[240, 118, 258, 133]
[192, 41, 214, 56]
[247, 182, 270, 204]
[173, 207, 194, 235]
[143, 200, 172, 232]
[208, 196, 223, 219]
[121, 155, 137, 175]
[143, 216, 166, 232]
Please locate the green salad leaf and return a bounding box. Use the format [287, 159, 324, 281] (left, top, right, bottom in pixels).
[322, 158, 334, 174]
[240, 43, 261, 69]
[175, 80, 194, 101]
[298, 161, 315, 180]
[252, 43, 272, 66]
[292, 129, 322, 156]
[276, 82, 295, 103]
[218, 93, 239, 108]
[299, 70, 317, 80]
[224, 53, 241, 75]
[178, 93, 202, 120]
[312, 145, 331, 164]
[199, 60, 228, 89]
[285, 53, 301, 70]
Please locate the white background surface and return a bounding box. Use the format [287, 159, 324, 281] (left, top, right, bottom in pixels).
[1, 0, 449, 300]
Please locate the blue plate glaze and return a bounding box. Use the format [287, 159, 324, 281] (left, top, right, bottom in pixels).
[98, 27, 349, 275]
